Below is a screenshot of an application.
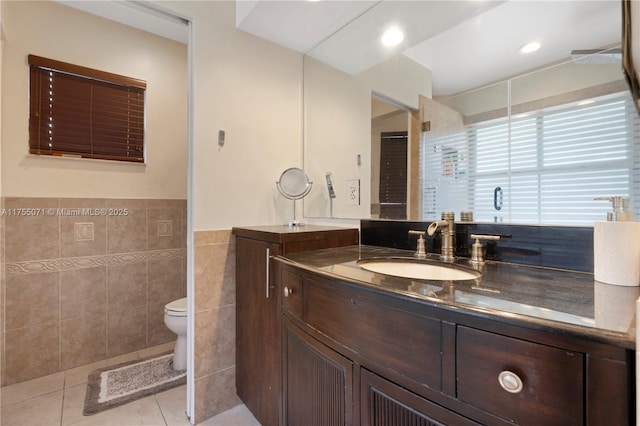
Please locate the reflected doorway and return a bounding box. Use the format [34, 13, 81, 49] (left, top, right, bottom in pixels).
[379, 131, 408, 219]
[371, 96, 411, 220]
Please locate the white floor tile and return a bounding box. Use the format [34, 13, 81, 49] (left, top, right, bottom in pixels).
[197, 404, 260, 426]
[154, 385, 190, 426]
[1, 372, 65, 406]
[60, 384, 88, 426]
[1, 390, 64, 426]
[63, 395, 166, 426]
[0, 344, 261, 426]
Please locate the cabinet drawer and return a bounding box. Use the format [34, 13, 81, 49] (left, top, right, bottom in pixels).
[457, 326, 583, 426]
[306, 278, 442, 391]
[281, 268, 303, 319]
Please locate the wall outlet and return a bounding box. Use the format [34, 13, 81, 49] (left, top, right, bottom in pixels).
[346, 179, 360, 206]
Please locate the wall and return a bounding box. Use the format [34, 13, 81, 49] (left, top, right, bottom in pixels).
[1, 1, 187, 386]
[2, 197, 187, 385]
[2, 0, 187, 199]
[438, 60, 624, 122]
[421, 96, 465, 136]
[0, 0, 4, 412]
[160, 1, 304, 422]
[178, 2, 302, 231]
[304, 57, 371, 220]
[303, 53, 431, 220]
[357, 53, 432, 110]
[192, 230, 239, 420]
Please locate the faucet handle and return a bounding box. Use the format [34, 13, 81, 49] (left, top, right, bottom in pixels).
[408, 230, 427, 258]
[441, 211, 455, 220]
[469, 234, 500, 265]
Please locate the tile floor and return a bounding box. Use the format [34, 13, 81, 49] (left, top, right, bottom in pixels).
[1, 342, 260, 426]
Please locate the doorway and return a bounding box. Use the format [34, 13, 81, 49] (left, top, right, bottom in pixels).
[379, 131, 408, 219]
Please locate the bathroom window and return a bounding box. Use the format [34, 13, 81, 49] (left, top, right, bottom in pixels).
[421, 91, 640, 225]
[28, 55, 146, 163]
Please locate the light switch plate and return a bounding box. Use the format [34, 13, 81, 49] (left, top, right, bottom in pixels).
[346, 179, 360, 206]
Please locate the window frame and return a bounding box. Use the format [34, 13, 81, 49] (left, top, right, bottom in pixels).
[28, 54, 147, 163]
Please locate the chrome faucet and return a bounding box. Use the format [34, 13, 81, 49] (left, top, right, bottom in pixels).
[427, 211, 455, 262]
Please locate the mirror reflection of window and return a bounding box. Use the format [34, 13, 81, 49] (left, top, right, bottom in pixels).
[422, 53, 639, 225]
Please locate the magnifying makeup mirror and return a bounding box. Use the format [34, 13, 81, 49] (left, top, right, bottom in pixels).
[276, 167, 313, 226]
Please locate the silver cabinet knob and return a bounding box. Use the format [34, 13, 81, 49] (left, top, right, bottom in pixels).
[498, 370, 523, 393]
[284, 286, 293, 297]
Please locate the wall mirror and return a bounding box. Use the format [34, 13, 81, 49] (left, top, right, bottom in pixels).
[302, 1, 631, 225]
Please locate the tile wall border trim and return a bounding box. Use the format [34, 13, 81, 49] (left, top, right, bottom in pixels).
[5, 248, 187, 275]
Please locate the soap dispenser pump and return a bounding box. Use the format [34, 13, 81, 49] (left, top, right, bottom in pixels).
[593, 196, 640, 286]
[594, 196, 634, 221]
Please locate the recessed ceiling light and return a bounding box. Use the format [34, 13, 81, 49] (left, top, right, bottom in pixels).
[519, 41, 541, 54]
[381, 27, 404, 47]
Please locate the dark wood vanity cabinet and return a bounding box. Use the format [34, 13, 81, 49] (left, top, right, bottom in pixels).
[277, 261, 635, 426]
[232, 226, 358, 426]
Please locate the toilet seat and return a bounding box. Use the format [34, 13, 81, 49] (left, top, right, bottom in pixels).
[165, 297, 188, 317]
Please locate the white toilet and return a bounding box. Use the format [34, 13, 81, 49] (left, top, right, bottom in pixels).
[164, 297, 187, 371]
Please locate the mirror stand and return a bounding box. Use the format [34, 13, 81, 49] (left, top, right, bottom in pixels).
[276, 167, 313, 226]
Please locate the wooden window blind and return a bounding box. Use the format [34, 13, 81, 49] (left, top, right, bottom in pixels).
[28, 54, 146, 163]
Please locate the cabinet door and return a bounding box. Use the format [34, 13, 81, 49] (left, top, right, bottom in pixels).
[361, 369, 479, 426]
[283, 319, 354, 426]
[236, 237, 282, 426]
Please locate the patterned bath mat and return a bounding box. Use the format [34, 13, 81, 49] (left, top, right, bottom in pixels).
[83, 352, 186, 416]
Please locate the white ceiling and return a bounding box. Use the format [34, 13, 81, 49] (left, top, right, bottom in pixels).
[59, 0, 622, 97]
[58, 0, 189, 44]
[236, 0, 622, 96]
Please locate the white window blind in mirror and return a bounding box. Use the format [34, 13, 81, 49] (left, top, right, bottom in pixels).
[421, 91, 640, 225]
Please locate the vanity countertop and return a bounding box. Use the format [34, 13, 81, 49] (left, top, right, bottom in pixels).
[277, 244, 637, 349]
[232, 224, 359, 243]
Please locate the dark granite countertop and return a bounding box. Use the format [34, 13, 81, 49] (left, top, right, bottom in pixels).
[277, 245, 637, 349]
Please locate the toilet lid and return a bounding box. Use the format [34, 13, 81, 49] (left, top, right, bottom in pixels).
[165, 297, 188, 316]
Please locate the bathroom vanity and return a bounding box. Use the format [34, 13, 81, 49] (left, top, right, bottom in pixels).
[232, 226, 359, 426]
[274, 245, 635, 426]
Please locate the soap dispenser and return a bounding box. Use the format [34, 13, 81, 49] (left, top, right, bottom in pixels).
[594, 196, 634, 222]
[593, 196, 640, 286]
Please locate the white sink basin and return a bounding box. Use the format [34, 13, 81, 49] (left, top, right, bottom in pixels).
[357, 259, 481, 281]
